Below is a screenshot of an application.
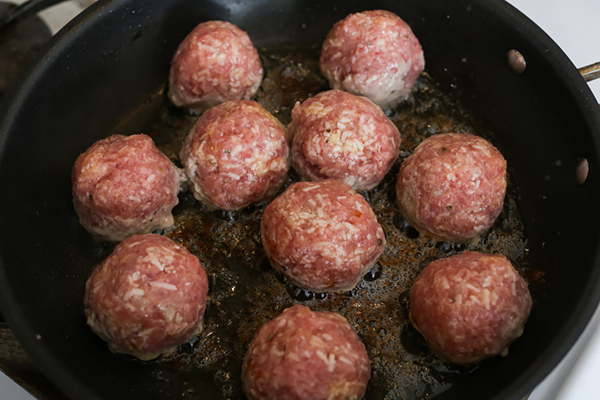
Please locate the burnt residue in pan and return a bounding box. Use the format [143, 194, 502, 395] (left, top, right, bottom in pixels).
[90, 45, 536, 399]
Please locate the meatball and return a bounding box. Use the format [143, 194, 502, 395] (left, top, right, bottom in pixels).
[179, 100, 289, 210]
[168, 20, 263, 112]
[320, 10, 425, 109]
[289, 89, 400, 191]
[242, 304, 371, 400]
[396, 133, 507, 241]
[72, 134, 184, 242]
[409, 251, 532, 364]
[261, 179, 386, 293]
[84, 234, 209, 361]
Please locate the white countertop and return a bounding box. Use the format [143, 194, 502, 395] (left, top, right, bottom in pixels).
[1, 0, 600, 399]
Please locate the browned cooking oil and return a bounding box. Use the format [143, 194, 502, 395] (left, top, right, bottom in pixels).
[108, 44, 535, 399]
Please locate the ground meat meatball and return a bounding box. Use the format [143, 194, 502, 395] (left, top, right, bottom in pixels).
[168, 20, 263, 112]
[72, 134, 184, 242]
[396, 133, 507, 241]
[410, 251, 532, 364]
[320, 10, 425, 109]
[84, 234, 209, 361]
[179, 100, 289, 210]
[289, 89, 400, 191]
[261, 179, 386, 293]
[242, 304, 371, 400]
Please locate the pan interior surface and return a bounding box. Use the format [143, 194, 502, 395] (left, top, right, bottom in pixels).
[1, 0, 600, 399]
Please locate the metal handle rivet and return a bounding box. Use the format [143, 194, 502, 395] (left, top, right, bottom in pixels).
[508, 49, 526, 74]
[576, 158, 589, 185]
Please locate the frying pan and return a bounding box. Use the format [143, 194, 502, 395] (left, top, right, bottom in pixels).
[1, 0, 600, 399]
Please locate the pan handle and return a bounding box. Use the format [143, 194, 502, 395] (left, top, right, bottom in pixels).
[579, 62, 600, 82]
[0, 0, 68, 30]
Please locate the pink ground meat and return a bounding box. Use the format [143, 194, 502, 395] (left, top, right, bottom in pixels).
[320, 10, 425, 109]
[396, 133, 507, 241]
[84, 234, 209, 361]
[289, 89, 400, 191]
[242, 304, 371, 400]
[410, 251, 532, 364]
[179, 100, 289, 210]
[261, 179, 386, 293]
[72, 134, 184, 242]
[168, 20, 263, 112]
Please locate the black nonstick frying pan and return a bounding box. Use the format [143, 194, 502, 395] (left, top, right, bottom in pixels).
[1, 0, 600, 399]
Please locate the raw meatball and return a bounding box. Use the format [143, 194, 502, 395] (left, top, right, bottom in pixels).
[242, 304, 371, 400]
[84, 234, 209, 361]
[396, 133, 507, 241]
[179, 100, 289, 210]
[320, 10, 425, 109]
[410, 251, 532, 364]
[261, 179, 386, 293]
[289, 89, 400, 191]
[72, 134, 184, 242]
[168, 20, 263, 112]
